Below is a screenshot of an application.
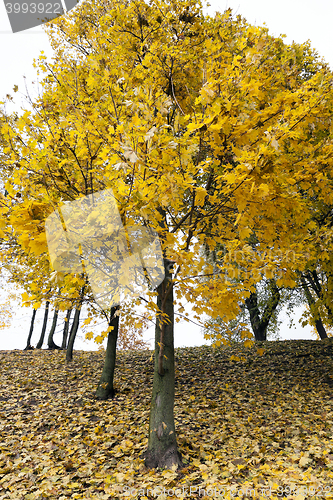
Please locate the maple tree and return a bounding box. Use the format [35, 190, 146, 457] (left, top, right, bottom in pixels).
[35, 300, 50, 349]
[2, 0, 333, 471]
[202, 278, 283, 345]
[24, 308, 38, 351]
[61, 308, 73, 349]
[95, 306, 120, 400]
[299, 272, 330, 339]
[200, 241, 284, 342]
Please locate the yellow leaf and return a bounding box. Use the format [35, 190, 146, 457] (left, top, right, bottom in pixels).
[258, 183, 269, 198]
[299, 456, 311, 467]
[68, 482, 80, 488]
[239, 226, 251, 239]
[85, 331, 94, 341]
[234, 212, 242, 226]
[131, 114, 141, 127]
[195, 187, 207, 207]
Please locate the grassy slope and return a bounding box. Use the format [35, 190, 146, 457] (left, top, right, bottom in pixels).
[0, 339, 333, 499]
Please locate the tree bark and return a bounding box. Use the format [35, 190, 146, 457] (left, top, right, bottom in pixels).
[305, 270, 333, 326]
[141, 259, 183, 470]
[245, 291, 264, 341]
[300, 275, 328, 339]
[24, 308, 37, 350]
[313, 316, 328, 340]
[66, 307, 81, 361]
[95, 306, 120, 400]
[61, 308, 72, 349]
[66, 286, 85, 361]
[47, 307, 61, 349]
[36, 301, 49, 349]
[245, 279, 280, 341]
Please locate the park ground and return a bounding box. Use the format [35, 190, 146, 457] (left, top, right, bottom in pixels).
[1, 339, 333, 499]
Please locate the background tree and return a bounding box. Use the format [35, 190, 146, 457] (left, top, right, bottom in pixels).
[95, 306, 120, 400]
[202, 277, 283, 345]
[24, 308, 37, 350]
[47, 306, 61, 349]
[61, 308, 72, 349]
[36, 300, 50, 349]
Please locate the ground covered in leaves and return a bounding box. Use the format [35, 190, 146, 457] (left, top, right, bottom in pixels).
[1, 340, 333, 499]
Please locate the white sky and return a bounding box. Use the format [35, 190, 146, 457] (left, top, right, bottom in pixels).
[1, 0, 327, 349]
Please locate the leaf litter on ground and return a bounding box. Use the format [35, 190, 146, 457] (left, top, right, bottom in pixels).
[0, 339, 333, 499]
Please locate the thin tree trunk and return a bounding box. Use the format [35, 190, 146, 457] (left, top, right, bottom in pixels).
[61, 308, 72, 349]
[24, 308, 37, 350]
[314, 316, 328, 340]
[36, 301, 49, 349]
[95, 306, 120, 400]
[141, 259, 183, 470]
[245, 280, 280, 341]
[66, 308, 81, 362]
[66, 286, 85, 361]
[306, 270, 333, 326]
[259, 279, 280, 339]
[47, 307, 61, 349]
[300, 275, 328, 339]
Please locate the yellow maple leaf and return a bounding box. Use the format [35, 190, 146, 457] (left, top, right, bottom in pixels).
[195, 187, 207, 207]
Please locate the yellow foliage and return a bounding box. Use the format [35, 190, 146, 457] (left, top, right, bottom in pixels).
[1, 0, 333, 353]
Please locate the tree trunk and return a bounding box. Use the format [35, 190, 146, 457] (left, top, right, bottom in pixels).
[141, 259, 183, 470]
[47, 307, 61, 349]
[95, 306, 120, 400]
[66, 308, 81, 362]
[61, 308, 72, 349]
[36, 301, 49, 349]
[24, 308, 37, 350]
[66, 286, 85, 362]
[260, 279, 280, 336]
[245, 291, 265, 341]
[314, 316, 328, 340]
[306, 270, 333, 326]
[300, 275, 328, 339]
[245, 279, 280, 341]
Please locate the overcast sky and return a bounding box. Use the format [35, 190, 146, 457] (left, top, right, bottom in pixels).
[1, 0, 327, 349]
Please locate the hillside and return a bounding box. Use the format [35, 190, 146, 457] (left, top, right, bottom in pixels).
[1, 339, 333, 499]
